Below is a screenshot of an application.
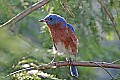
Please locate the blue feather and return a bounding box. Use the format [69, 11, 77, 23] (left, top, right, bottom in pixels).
[67, 24, 75, 33]
[70, 66, 78, 77]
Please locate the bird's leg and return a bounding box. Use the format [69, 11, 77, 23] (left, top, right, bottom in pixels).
[50, 54, 56, 63]
[74, 54, 77, 61]
[66, 54, 72, 65]
[50, 45, 58, 64]
[66, 53, 77, 64]
[50, 51, 59, 64]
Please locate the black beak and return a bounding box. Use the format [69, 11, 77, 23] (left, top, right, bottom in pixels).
[39, 19, 47, 22]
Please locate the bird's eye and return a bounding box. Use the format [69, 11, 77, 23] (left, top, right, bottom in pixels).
[49, 18, 53, 20]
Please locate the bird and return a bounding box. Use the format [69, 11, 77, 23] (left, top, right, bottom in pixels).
[39, 14, 79, 77]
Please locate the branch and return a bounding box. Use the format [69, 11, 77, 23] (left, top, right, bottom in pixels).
[0, 0, 50, 28]
[7, 61, 120, 76]
[112, 59, 120, 64]
[98, 0, 120, 40]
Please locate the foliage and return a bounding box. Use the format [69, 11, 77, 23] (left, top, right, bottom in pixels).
[0, 0, 120, 80]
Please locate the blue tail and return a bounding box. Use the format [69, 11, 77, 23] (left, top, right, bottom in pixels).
[70, 66, 78, 77]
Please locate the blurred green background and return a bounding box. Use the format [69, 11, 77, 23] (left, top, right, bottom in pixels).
[0, 0, 120, 80]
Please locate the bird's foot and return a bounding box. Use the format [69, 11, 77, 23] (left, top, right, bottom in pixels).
[49, 57, 56, 64]
[66, 57, 72, 65]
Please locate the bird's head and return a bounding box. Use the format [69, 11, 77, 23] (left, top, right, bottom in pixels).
[39, 14, 67, 27]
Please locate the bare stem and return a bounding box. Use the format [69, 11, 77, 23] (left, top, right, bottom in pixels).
[98, 0, 120, 40]
[7, 61, 120, 76]
[0, 0, 50, 28]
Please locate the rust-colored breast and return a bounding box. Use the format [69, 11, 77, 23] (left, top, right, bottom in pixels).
[48, 25, 78, 55]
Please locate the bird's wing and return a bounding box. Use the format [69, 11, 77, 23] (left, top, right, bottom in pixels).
[67, 24, 75, 33]
[67, 24, 78, 42]
[66, 24, 78, 55]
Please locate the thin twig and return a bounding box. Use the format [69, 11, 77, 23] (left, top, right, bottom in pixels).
[7, 61, 120, 76]
[112, 59, 120, 64]
[98, 0, 120, 40]
[60, 0, 75, 18]
[92, 62, 114, 79]
[7, 67, 35, 77]
[0, 0, 50, 28]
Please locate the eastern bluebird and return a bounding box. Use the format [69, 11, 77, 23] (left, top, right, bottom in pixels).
[39, 14, 78, 77]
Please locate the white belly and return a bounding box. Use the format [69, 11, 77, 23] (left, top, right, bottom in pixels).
[53, 42, 71, 55]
